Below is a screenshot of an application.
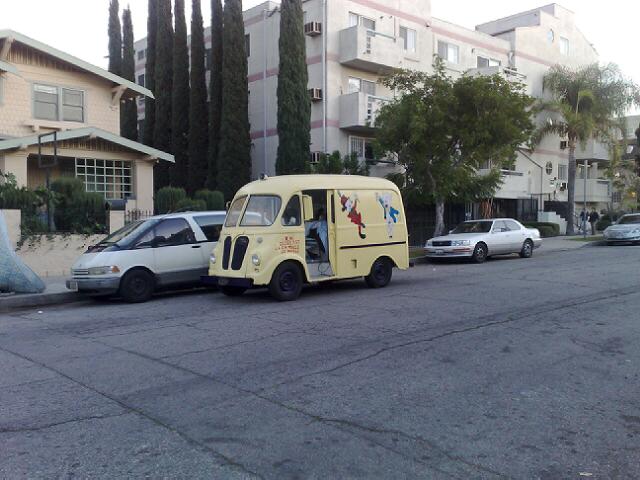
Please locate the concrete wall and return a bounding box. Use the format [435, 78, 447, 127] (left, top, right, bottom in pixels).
[16, 234, 103, 277]
[0, 209, 21, 249]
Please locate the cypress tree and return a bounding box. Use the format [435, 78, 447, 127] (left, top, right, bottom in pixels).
[206, 0, 223, 189]
[171, 0, 190, 188]
[216, 0, 251, 200]
[276, 0, 311, 175]
[120, 7, 138, 140]
[107, 0, 122, 76]
[143, 0, 157, 146]
[188, 0, 209, 193]
[153, 0, 174, 188]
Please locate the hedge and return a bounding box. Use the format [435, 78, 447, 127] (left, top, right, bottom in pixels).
[194, 189, 225, 210]
[523, 221, 560, 238]
[155, 187, 187, 214]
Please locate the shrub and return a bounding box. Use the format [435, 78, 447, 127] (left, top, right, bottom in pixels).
[50, 177, 106, 233]
[155, 187, 187, 214]
[175, 198, 207, 212]
[524, 222, 560, 238]
[194, 189, 225, 210]
[596, 218, 612, 231]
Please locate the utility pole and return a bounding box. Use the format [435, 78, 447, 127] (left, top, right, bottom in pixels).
[583, 159, 588, 238]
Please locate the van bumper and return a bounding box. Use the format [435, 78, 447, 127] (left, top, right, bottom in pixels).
[67, 277, 121, 294]
[201, 276, 254, 288]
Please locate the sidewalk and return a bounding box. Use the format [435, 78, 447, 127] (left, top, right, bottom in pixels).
[0, 276, 82, 313]
[538, 235, 602, 253]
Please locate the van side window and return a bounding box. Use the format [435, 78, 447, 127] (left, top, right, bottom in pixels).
[194, 215, 225, 241]
[153, 218, 196, 246]
[133, 228, 155, 249]
[281, 195, 301, 226]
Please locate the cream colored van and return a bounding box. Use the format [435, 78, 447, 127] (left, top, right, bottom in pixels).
[205, 175, 409, 301]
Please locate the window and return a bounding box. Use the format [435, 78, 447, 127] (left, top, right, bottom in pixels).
[347, 77, 376, 95]
[437, 41, 459, 64]
[281, 195, 302, 226]
[194, 214, 225, 241]
[225, 196, 247, 227]
[0, 76, 4, 105]
[153, 218, 196, 247]
[399, 26, 416, 53]
[245, 34, 251, 57]
[504, 220, 521, 231]
[547, 29, 555, 43]
[545, 161, 553, 175]
[349, 136, 374, 161]
[493, 220, 508, 232]
[560, 37, 569, 55]
[75, 158, 132, 199]
[558, 164, 568, 181]
[240, 195, 282, 227]
[477, 56, 501, 68]
[33, 84, 84, 123]
[137, 49, 145, 61]
[137, 74, 145, 87]
[348, 12, 375, 31]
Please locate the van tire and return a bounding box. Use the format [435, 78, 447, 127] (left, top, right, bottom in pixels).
[269, 262, 303, 301]
[365, 257, 393, 288]
[119, 269, 155, 303]
[220, 286, 247, 297]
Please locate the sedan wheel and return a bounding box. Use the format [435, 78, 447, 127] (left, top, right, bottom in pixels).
[519, 239, 534, 258]
[471, 243, 488, 263]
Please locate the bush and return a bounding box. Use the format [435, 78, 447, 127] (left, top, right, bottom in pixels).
[194, 189, 225, 210]
[50, 177, 106, 233]
[155, 187, 187, 214]
[596, 218, 612, 231]
[523, 222, 560, 238]
[175, 198, 207, 212]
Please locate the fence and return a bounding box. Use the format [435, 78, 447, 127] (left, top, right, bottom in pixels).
[125, 209, 153, 225]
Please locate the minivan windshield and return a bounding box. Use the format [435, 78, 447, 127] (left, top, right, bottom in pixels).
[240, 195, 282, 227]
[97, 220, 155, 246]
[225, 196, 247, 227]
[451, 221, 493, 234]
[618, 215, 640, 225]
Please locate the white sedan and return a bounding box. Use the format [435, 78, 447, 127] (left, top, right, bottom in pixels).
[603, 214, 640, 245]
[425, 218, 542, 263]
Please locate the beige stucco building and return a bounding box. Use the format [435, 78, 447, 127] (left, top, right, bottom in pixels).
[0, 30, 173, 213]
[134, 1, 615, 222]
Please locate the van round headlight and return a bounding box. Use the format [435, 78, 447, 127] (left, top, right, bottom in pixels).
[251, 254, 261, 266]
[210, 252, 217, 265]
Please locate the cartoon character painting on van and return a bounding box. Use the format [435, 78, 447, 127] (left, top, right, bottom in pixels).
[376, 192, 400, 238]
[338, 191, 366, 239]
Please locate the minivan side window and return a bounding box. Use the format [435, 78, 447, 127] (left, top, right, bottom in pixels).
[281, 195, 301, 226]
[153, 218, 196, 247]
[194, 215, 225, 241]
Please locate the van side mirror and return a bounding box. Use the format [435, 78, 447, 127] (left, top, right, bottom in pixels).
[302, 195, 314, 222]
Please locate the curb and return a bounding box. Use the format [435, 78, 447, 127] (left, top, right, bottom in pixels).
[0, 291, 83, 313]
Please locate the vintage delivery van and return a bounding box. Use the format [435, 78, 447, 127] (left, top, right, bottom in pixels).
[205, 175, 409, 301]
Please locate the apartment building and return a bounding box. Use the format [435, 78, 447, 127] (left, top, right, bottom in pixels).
[0, 30, 173, 212]
[134, 1, 613, 219]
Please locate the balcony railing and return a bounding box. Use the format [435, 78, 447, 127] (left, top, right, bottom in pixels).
[339, 92, 390, 131]
[575, 179, 612, 203]
[339, 25, 401, 73]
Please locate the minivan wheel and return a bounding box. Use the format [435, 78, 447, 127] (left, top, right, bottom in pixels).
[119, 270, 155, 303]
[519, 239, 534, 258]
[269, 262, 303, 301]
[365, 257, 393, 288]
[220, 286, 247, 297]
[471, 243, 488, 263]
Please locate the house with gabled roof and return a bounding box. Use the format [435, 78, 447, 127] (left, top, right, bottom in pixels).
[0, 30, 173, 213]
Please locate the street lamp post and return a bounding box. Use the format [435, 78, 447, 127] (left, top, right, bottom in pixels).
[583, 160, 588, 238]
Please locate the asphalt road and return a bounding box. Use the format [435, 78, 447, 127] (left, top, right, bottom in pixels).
[1, 244, 640, 479]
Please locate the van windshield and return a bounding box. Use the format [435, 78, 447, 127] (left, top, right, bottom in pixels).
[225, 196, 247, 227]
[97, 220, 155, 247]
[240, 195, 282, 227]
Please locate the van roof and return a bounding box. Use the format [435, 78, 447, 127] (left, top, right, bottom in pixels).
[148, 210, 226, 221]
[236, 175, 400, 196]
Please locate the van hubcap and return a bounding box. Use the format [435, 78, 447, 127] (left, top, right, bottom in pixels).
[279, 271, 296, 292]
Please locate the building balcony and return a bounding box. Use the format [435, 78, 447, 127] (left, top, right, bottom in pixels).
[339, 92, 390, 132]
[339, 25, 401, 73]
[478, 169, 530, 198]
[466, 65, 527, 84]
[575, 178, 612, 203]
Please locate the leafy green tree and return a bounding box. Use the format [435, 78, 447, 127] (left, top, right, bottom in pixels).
[276, 0, 310, 175]
[534, 63, 639, 234]
[376, 60, 534, 236]
[343, 152, 369, 176]
[314, 151, 343, 174]
[142, 0, 157, 146]
[153, 0, 174, 188]
[188, 0, 209, 193]
[216, 0, 251, 200]
[107, 0, 122, 76]
[171, 0, 190, 188]
[207, 0, 223, 189]
[120, 6, 138, 140]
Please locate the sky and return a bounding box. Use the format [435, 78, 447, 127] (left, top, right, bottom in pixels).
[3, 0, 639, 100]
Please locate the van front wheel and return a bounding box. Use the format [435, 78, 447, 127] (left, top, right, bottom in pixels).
[269, 262, 303, 301]
[365, 257, 393, 288]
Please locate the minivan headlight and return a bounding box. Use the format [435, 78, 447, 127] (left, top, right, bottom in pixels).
[88, 266, 120, 275]
[251, 254, 261, 266]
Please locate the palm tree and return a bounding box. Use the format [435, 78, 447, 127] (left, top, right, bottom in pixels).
[534, 63, 638, 235]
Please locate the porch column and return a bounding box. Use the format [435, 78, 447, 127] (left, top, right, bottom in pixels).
[133, 160, 154, 213]
[0, 151, 28, 187]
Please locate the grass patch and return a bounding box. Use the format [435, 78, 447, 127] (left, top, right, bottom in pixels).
[567, 235, 603, 242]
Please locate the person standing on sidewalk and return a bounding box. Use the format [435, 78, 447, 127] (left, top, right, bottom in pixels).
[589, 209, 600, 235]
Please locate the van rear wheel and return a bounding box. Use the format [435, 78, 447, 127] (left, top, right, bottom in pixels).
[365, 257, 393, 288]
[269, 262, 303, 301]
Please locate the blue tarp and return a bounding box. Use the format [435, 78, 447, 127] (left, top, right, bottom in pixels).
[0, 211, 45, 293]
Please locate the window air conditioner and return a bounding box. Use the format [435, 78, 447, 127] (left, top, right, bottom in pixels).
[310, 151, 323, 164]
[304, 22, 322, 37]
[309, 88, 323, 102]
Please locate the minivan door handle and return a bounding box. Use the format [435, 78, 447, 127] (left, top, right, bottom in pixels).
[191, 245, 202, 249]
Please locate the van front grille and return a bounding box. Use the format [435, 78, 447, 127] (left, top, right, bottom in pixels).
[231, 236, 249, 271]
[222, 236, 232, 270]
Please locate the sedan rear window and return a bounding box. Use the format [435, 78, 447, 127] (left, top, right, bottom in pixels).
[194, 215, 225, 241]
[618, 215, 640, 224]
[451, 221, 493, 234]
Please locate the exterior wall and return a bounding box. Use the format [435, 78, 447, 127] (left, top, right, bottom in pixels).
[0, 45, 120, 138]
[16, 234, 103, 277]
[0, 209, 21, 249]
